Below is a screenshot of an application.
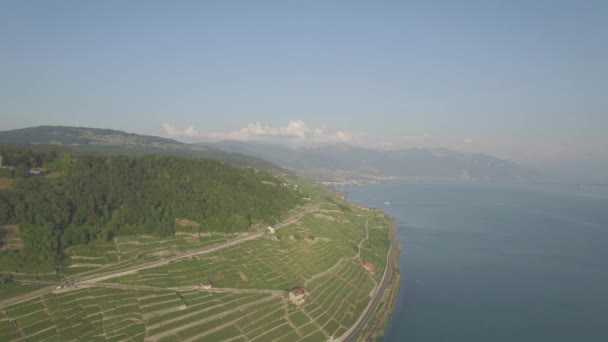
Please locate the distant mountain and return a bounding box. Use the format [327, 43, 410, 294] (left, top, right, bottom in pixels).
[0, 126, 277, 170]
[200, 141, 538, 183]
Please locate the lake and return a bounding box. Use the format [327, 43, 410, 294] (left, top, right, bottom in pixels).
[344, 182, 608, 342]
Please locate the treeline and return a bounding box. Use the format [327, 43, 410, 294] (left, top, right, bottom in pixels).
[0, 145, 61, 168]
[0, 149, 301, 267]
[0, 145, 63, 178]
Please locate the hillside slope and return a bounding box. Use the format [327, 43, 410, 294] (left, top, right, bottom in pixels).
[0, 146, 301, 270]
[0, 126, 277, 170]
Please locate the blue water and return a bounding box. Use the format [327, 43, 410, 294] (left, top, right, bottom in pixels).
[345, 182, 608, 342]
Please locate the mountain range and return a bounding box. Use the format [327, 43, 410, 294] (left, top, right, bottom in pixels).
[0, 126, 537, 183]
[201, 141, 538, 183]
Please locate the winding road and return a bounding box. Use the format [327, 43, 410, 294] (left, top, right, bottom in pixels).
[340, 221, 399, 342]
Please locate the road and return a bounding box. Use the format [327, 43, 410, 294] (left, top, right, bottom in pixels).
[71, 283, 283, 296]
[1, 203, 397, 342]
[0, 205, 317, 308]
[78, 232, 265, 284]
[340, 221, 399, 342]
[82, 206, 317, 284]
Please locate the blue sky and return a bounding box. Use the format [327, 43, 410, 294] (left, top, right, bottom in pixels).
[1, 1, 607, 162]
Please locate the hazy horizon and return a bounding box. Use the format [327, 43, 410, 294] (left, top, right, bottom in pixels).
[1, 1, 607, 167]
[2, 3, 607, 340]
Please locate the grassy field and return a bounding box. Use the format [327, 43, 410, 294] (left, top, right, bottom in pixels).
[0, 282, 46, 302]
[106, 210, 370, 291]
[0, 179, 393, 341]
[58, 233, 231, 278]
[1, 287, 145, 341]
[302, 259, 376, 338]
[360, 212, 392, 282]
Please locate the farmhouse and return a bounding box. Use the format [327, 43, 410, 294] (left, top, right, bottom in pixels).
[363, 262, 376, 274]
[289, 287, 309, 305]
[199, 280, 213, 290]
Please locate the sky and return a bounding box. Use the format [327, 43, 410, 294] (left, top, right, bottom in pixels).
[1, 0, 607, 164]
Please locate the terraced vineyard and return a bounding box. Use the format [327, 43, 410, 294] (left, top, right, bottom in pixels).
[61, 234, 229, 277]
[0, 182, 394, 341]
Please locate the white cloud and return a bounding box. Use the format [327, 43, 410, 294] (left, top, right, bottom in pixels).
[162, 120, 361, 146]
[163, 123, 200, 137]
[463, 137, 474, 144]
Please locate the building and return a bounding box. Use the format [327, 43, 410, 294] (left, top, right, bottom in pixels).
[267, 226, 276, 234]
[199, 280, 213, 290]
[363, 262, 376, 274]
[289, 287, 309, 305]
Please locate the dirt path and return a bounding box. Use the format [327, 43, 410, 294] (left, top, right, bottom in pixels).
[68, 263, 104, 268]
[82, 206, 318, 285]
[2, 203, 390, 342]
[283, 298, 300, 333]
[355, 214, 379, 289]
[339, 221, 398, 342]
[274, 205, 319, 230]
[304, 258, 347, 287]
[305, 214, 371, 288]
[0, 206, 318, 309]
[354, 214, 371, 261]
[79, 233, 265, 285]
[298, 307, 329, 339]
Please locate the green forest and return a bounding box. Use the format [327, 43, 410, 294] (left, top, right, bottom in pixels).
[0, 146, 301, 270]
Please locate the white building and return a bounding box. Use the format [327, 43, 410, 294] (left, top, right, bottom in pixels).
[289, 287, 308, 305]
[199, 281, 213, 290]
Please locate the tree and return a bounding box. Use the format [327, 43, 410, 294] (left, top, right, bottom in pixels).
[2, 150, 302, 267]
[15, 165, 27, 178]
[0, 196, 11, 224]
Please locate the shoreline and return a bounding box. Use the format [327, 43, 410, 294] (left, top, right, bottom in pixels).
[330, 179, 402, 341]
[341, 215, 401, 341]
[360, 219, 401, 341]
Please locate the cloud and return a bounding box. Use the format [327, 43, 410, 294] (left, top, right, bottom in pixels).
[163, 123, 200, 137]
[162, 120, 361, 146]
[463, 137, 474, 144]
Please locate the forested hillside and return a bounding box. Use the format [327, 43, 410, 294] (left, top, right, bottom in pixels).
[0, 126, 278, 170]
[0, 146, 301, 270]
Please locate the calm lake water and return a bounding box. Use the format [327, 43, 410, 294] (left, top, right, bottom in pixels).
[344, 182, 608, 342]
